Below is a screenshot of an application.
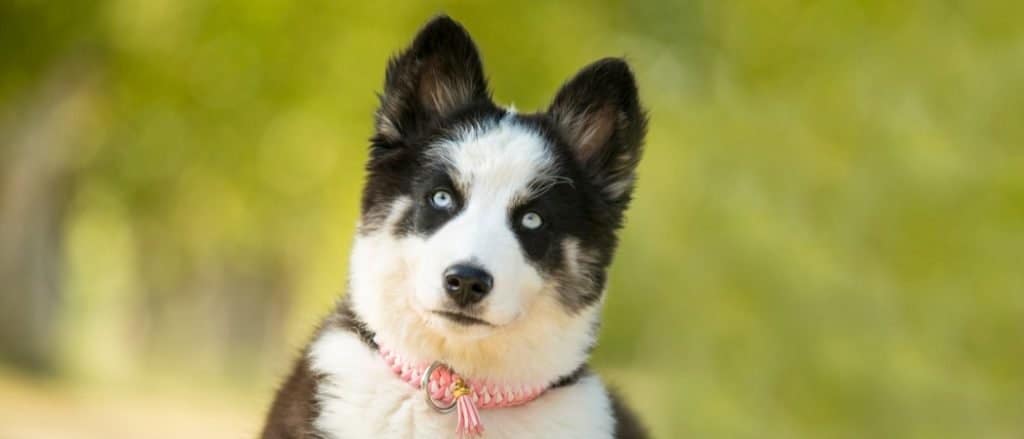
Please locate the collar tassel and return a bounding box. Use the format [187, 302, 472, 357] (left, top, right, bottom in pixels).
[452, 377, 484, 437]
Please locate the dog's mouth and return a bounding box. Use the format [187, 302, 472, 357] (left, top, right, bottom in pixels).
[432, 310, 493, 326]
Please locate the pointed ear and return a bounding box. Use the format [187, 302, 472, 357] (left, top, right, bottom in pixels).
[548, 58, 647, 206]
[374, 16, 490, 144]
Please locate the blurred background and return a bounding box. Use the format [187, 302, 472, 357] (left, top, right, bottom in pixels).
[1, 0, 1022, 437]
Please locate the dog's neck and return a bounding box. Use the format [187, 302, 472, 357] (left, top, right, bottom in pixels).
[341, 284, 600, 387]
[375, 337, 585, 438]
[331, 297, 591, 390]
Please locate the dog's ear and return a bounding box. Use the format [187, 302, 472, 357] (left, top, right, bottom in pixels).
[374, 15, 490, 145]
[548, 59, 647, 208]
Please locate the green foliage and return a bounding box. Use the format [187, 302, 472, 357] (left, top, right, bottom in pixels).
[2, 0, 1022, 437]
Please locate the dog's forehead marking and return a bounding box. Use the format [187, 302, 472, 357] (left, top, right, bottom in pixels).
[431, 118, 559, 204]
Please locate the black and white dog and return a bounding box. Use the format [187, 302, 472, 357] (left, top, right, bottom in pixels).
[261, 15, 648, 439]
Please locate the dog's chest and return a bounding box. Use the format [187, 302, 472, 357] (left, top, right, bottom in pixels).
[309, 330, 615, 439]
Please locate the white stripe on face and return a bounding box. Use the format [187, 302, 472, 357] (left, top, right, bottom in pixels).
[414, 118, 559, 327]
[348, 119, 602, 384]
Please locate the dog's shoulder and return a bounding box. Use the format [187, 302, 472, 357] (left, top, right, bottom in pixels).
[608, 386, 650, 439]
[261, 300, 367, 439]
[260, 356, 321, 439]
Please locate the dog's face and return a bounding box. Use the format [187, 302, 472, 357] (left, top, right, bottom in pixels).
[349, 16, 645, 384]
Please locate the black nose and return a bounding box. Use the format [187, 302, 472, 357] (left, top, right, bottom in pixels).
[443, 264, 493, 307]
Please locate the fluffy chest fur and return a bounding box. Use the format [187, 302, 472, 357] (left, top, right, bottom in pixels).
[309, 329, 616, 439]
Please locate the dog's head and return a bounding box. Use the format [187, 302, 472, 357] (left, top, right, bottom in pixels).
[349, 16, 646, 384]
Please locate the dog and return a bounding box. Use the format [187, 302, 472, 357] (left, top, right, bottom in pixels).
[261, 15, 648, 439]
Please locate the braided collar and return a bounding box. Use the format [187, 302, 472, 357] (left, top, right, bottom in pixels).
[330, 301, 589, 436]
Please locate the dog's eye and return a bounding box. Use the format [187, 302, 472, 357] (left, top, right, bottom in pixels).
[520, 212, 543, 230]
[429, 190, 455, 210]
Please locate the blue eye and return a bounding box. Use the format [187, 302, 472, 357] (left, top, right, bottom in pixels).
[520, 212, 543, 230]
[430, 190, 454, 210]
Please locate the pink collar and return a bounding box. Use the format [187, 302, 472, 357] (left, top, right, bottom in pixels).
[378, 340, 549, 437]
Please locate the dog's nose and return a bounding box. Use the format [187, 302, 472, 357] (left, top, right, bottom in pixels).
[443, 264, 493, 307]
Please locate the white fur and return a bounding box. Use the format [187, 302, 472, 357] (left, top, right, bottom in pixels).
[415, 119, 558, 330]
[318, 120, 611, 438]
[310, 329, 615, 439]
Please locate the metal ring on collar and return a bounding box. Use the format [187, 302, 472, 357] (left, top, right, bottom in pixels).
[422, 361, 458, 413]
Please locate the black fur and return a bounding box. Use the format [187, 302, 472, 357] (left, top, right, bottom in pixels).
[373, 15, 491, 144]
[549, 58, 648, 210]
[261, 355, 323, 439]
[609, 388, 650, 439]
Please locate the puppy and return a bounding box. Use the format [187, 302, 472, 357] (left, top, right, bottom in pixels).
[261, 15, 648, 439]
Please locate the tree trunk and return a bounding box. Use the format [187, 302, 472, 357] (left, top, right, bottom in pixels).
[0, 59, 97, 373]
